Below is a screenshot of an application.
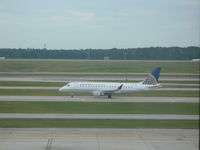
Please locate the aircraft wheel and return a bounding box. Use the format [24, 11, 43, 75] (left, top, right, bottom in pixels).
[70, 93, 74, 98]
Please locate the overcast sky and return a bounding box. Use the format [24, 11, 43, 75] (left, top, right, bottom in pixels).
[0, 0, 199, 49]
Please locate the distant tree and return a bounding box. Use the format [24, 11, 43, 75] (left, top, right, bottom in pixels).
[0, 47, 199, 60]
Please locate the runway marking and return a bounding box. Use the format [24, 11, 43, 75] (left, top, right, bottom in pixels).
[96, 135, 101, 150]
[45, 138, 53, 150]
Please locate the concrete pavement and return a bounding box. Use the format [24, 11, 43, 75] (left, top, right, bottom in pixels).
[0, 128, 198, 150]
[0, 96, 198, 103]
[0, 113, 198, 120]
[0, 86, 199, 91]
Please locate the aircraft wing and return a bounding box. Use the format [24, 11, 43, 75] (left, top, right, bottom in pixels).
[102, 84, 123, 95]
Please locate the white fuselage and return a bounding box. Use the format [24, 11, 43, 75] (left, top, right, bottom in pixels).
[59, 81, 156, 95]
[59, 67, 161, 98]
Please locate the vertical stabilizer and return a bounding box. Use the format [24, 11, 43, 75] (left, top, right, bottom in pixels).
[142, 67, 161, 85]
[151, 67, 161, 82]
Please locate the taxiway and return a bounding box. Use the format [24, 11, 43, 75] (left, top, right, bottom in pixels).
[0, 86, 199, 91]
[0, 113, 198, 120]
[0, 96, 198, 103]
[0, 128, 198, 150]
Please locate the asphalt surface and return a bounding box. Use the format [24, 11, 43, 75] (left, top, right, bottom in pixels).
[0, 86, 199, 91]
[0, 76, 199, 82]
[0, 113, 198, 120]
[0, 96, 198, 103]
[0, 128, 198, 150]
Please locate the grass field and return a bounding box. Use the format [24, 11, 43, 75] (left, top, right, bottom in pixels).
[0, 89, 198, 97]
[0, 102, 198, 114]
[0, 60, 199, 73]
[0, 81, 66, 87]
[0, 60, 199, 129]
[0, 119, 198, 129]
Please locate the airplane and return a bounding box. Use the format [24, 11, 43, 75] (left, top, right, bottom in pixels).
[59, 67, 161, 98]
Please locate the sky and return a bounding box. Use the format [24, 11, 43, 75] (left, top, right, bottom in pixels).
[0, 0, 199, 49]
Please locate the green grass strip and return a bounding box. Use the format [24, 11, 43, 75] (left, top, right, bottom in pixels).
[0, 119, 198, 129]
[0, 81, 65, 87]
[0, 102, 198, 114]
[0, 89, 198, 97]
[0, 61, 199, 73]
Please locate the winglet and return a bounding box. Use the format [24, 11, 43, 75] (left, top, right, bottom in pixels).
[151, 67, 161, 82]
[117, 84, 123, 90]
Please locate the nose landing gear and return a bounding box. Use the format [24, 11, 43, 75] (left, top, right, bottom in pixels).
[70, 93, 74, 98]
[108, 95, 112, 99]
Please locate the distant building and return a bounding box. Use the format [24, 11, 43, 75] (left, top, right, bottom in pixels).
[104, 57, 110, 60]
[191, 59, 200, 62]
[0, 57, 5, 60]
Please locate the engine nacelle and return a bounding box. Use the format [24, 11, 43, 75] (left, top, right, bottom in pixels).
[92, 91, 104, 96]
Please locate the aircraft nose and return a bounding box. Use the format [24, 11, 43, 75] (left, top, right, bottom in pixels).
[59, 87, 64, 92]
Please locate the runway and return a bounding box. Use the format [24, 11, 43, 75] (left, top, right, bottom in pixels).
[0, 86, 199, 91]
[0, 76, 199, 82]
[0, 96, 198, 103]
[0, 113, 198, 120]
[0, 128, 198, 150]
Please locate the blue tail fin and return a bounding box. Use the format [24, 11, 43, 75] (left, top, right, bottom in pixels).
[142, 67, 161, 85]
[151, 67, 161, 82]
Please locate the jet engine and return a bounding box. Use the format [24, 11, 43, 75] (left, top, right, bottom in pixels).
[92, 91, 104, 96]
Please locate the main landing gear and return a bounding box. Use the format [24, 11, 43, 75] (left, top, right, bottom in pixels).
[70, 93, 74, 98]
[108, 95, 112, 99]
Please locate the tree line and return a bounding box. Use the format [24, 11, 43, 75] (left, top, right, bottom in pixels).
[0, 47, 199, 60]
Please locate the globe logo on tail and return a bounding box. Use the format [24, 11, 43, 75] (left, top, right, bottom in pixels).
[142, 67, 161, 85]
